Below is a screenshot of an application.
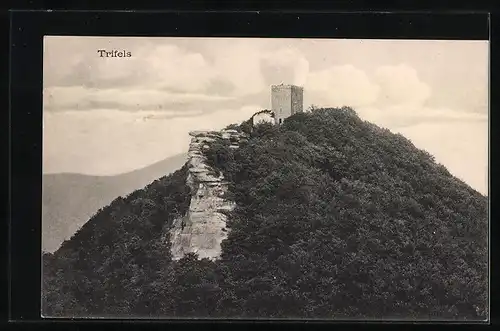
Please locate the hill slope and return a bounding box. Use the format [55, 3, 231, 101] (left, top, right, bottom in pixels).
[42, 153, 187, 252]
[42, 107, 488, 320]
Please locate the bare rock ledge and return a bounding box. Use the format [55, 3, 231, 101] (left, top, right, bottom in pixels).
[169, 129, 246, 261]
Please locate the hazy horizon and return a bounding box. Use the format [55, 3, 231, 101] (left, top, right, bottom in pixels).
[43, 36, 488, 195]
[43, 151, 188, 176]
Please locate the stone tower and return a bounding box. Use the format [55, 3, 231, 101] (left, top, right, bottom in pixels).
[271, 84, 304, 125]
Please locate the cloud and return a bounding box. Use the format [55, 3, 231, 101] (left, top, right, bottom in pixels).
[356, 104, 488, 129]
[44, 38, 317, 113]
[44, 38, 280, 112]
[44, 38, 486, 117]
[55, 44, 218, 93]
[300, 63, 434, 111]
[139, 45, 218, 92]
[205, 43, 311, 97]
[44, 39, 440, 119]
[304, 64, 380, 108]
[374, 64, 432, 106]
[43, 86, 234, 112]
[300, 63, 468, 127]
[208, 42, 267, 96]
[260, 47, 310, 86]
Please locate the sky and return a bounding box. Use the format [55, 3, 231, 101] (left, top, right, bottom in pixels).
[43, 36, 489, 195]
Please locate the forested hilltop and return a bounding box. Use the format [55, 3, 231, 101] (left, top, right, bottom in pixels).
[42, 107, 488, 320]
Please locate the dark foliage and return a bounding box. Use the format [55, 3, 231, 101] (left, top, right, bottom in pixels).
[42, 165, 192, 317]
[43, 108, 488, 320]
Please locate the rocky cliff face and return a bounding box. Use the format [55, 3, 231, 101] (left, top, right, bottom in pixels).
[169, 129, 245, 260]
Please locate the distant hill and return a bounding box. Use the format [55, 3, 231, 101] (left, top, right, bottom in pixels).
[42, 107, 488, 320]
[42, 153, 187, 252]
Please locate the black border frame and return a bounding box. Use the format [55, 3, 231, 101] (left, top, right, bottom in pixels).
[7, 9, 495, 329]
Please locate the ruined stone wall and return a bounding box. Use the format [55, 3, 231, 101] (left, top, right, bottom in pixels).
[252, 111, 275, 126]
[169, 129, 245, 261]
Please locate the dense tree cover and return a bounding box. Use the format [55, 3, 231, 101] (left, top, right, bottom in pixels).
[43, 107, 488, 320]
[42, 165, 192, 317]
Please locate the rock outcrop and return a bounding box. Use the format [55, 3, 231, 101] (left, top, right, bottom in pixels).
[169, 129, 245, 260]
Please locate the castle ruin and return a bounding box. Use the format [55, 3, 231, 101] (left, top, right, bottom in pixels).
[168, 84, 305, 260]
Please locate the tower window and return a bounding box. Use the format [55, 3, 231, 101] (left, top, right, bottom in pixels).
[279, 119, 282, 124]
